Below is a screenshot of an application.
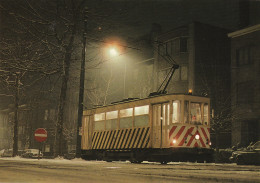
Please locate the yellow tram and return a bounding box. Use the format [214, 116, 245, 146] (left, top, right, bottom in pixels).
[81, 94, 213, 163]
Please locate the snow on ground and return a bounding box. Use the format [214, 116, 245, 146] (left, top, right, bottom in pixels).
[0, 156, 97, 165]
[0, 156, 233, 166]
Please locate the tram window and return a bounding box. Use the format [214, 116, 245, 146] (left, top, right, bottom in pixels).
[94, 113, 105, 121]
[173, 100, 180, 123]
[120, 108, 133, 128]
[135, 115, 149, 127]
[204, 104, 209, 125]
[134, 105, 149, 127]
[120, 118, 133, 128]
[120, 108, 133, 118]
[184, 101, 189, 123]
[106, 119, 117, 130]
[163, 104, 170, 125]
[190, 103, 202, 124]
[94, 121, 105, 131]
[106, 111, 118, 120]
[106, 110, 118, 130]
[134, 105, 149, 115]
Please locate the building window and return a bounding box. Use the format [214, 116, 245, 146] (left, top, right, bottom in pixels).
[159, 44, 166, 56]
[180, 37, 188, 52]
[236, 81, 254, 104]
[44, 110, 48, 120]
[166, 41, 172, 55]
[171, 38, 180, 55]
[180, 66, 188, 80]
[159, 37, 188, 56]
[236, 46, 253, 66]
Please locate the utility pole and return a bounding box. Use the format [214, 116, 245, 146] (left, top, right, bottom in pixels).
[76, 7, 88, 158]
[12, 72, 20, 157]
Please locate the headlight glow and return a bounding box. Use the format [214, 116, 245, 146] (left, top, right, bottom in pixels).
[173, 139, 177, 144]
[209, 142, 212, 146]
[195, 134, 200, 140]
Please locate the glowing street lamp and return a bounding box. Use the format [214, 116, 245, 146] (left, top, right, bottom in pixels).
[109, 47, 119, 56]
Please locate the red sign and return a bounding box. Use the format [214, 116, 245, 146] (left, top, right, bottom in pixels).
[34, 128, 47, 142]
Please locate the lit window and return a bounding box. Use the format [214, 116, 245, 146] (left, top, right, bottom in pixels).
[106, 111, 118, 120]
[106, 111, 118, 130]
[44, 110, 48, 120]
[119, 108, 133, 128]
[134, 105, 149, 116]
[120, 108, 133, 118]
[184, 101, 189, 123]
[94, 113, 105, 121]
[203, 104, 209, 125]
[190, 103, 202, 124]
[173, 100, 180, 123]
[134, 105, 149, 127]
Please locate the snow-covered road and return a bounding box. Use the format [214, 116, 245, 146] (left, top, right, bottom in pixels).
[0, 157, 259, 183]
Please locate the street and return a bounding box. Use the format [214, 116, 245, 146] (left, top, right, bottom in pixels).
[0, 158, 259, 183]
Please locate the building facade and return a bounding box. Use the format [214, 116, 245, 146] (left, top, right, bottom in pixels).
[228, 24, 260, 146]
[153, 22, 231, 148]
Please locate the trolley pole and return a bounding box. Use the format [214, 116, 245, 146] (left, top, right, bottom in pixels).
[76, 7, 88, 158]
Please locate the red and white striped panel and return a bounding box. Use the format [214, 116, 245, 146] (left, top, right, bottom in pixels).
[169, 125, 210, 148]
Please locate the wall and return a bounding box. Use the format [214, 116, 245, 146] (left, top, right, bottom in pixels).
[230, 27, 260, 146]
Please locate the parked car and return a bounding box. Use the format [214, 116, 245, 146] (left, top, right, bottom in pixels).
[64, 150, 76, 160]
[0, 149, 13, 157]
[229, 141, 260, 165]
[18, 150, 26, 156]
[21, 149, 43, 159]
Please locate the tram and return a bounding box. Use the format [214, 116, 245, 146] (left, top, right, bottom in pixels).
[81, 93, 213, 163]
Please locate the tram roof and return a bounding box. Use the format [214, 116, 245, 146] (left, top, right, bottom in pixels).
[85, 93, 209, 111]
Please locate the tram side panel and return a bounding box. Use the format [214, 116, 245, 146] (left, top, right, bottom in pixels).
[81, 95, 213, 161]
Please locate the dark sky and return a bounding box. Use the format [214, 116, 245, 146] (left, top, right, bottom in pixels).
[89, 0, 244, 39]
[0, 0, 259, 109]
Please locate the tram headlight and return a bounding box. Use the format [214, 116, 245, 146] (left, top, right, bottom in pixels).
[195, 134, 200, 140]
[209, 142, 212, 146]
[173, 139, 177, 144]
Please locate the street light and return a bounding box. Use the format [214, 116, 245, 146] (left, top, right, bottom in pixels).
[109, 48, 118, 56]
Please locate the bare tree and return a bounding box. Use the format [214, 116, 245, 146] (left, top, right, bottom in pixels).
[0, 35, 57, 156]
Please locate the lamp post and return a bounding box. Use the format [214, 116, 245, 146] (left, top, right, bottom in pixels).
[76, 7, 88, 158]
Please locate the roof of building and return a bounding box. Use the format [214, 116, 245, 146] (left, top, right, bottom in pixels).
[228, 24, 260, 38]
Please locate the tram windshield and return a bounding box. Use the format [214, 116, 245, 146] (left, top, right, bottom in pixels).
[190, 102, 202, 124]
[184, 101, 209, 125]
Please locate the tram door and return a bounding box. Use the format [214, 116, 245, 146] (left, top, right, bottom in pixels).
[82, 115, 92, 150]
[152, 103, 170, 148]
